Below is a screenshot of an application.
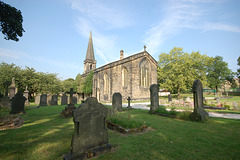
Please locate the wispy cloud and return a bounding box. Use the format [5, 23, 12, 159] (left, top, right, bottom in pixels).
[143, 0, 240, 54]
[0, 48, 26, 59]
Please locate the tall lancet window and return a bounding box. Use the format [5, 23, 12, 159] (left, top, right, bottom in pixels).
[140, 59, 150, 87]
[104, 72, 108, 94]
[122, 67, 128, 87]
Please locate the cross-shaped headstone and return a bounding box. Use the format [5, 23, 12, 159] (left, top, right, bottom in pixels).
[127, 97, 132, 108]
[66, 88, 76, 107]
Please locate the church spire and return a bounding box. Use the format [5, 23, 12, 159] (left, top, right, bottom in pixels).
[83, 31, 96, 74]
[85, 30, 95, 60]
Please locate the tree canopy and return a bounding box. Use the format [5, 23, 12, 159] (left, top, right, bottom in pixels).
[82, 71, 93, 95]
[0, 1, 24, 41]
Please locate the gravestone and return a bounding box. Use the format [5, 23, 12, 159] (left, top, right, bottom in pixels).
[61, 94, 68, 105]
[9, 92, 26, 114]
[168, 94, 172, 102]
[64, 97, 111, 160]
[72, 95, 77, 104]
[39, 94, 47, 106]
[0, 96, 11, 109]
[232, 101, 238, 111]
[9, 77, 16, 99]
[127, 97, 132, 109]
[112, 92, 122, 112]
[191, 79, 209, 121]
[35, 94, 41, 105]
[51, 95, 58, 105]
[61, 88, 77, 118]
[47, 94, 52, 106]
[23, 86, 30, 106]
[149, 84, 159, 113]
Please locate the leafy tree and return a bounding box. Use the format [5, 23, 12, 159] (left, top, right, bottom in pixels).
[82, 71, 93, 95]
[237, 56, 240, 81]
[207, 56, 232, 92]
[62, 78, 76, 92]
[75, 73, 84, 93]
[0, 62, 21, 95]
[158, 47, 209, 98]
[0, 1, 24, 41]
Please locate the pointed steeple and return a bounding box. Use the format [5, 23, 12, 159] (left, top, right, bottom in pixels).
[85, 31, 95, 60]
[83, 31, 96, 74]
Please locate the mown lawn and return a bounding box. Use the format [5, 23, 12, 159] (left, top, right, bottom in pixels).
[0, 105, 240, 160]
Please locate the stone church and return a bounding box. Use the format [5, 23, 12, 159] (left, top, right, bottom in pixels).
[82, 32, 157, 102]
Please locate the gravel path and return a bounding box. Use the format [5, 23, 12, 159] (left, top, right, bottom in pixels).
[107, 102, 240, 120]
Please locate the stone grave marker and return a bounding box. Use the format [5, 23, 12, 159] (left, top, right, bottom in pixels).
[9, 77, 16, 99]
[72, 95, 77, 104]
[112, 92, 122, 112]
[127, 97, 132, 109]
[47, 94, 52, 106]
[61, 94, 68, 105]
[23, 86, 30, 106]
[61, 88, 77, 118]
[168, 94, 172, 102]
[39, 94, 47, 106]
[9, 92, 26, 114]
[51, 95, 58, 105]
[233, 101, 238, 111]
[0, 94, 11, 109]
[149, 84, 159, 113]
[64, 97, 111, 160]
[191, 79, 209, 121]
[35, 94, 41, 105]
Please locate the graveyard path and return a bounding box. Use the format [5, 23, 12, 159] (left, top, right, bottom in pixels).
[105, 102, 240, 119]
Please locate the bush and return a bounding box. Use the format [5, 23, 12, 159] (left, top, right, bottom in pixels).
[107, 114, 144, 129]
[176, 111, 192, 121]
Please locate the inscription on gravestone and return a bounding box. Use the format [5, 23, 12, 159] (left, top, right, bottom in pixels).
[64, 97, 111, 160]
[150, 84, 159, 113]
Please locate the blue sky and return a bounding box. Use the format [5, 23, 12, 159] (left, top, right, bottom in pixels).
[0, 0, 239, 80]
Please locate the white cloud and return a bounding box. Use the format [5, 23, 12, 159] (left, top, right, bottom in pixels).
[143, 0, 240, 55]
[0, 48, 26, 59]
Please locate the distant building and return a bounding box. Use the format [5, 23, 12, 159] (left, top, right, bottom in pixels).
[82, 31, 157, 101]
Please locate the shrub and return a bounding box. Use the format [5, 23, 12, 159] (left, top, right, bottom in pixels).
[176, 111, 192, 121]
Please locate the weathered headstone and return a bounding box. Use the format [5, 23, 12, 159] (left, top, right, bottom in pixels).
[61, 94, 68, 105]
[35, 94, 41, 105]
[51, 95, 58, 105]
[61, 88, 77, 118]
[168, 94, 172, 102]
[127, 97, 132, 109]
[191, 79, 209, 121]
[72, 95, 77, 104]
[112, 92, 122, 112]
[233, 101, 238, 111]
[149, 84, 159, 113]
[39, 94, 47, 106]
[9, 77, 16, 99]
[47, 94, 52, 106]
[23, 86, 30, 106]
[9, 92, 26, 114]
[64, 97, 111, 160]
[0, 96, 10, 109]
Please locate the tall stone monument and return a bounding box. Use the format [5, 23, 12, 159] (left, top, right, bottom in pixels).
[23, 86, 30, 106]
[9, 77, 16, 99]
[112, 92, 122, 112]
[149, 84, 159, 113]
[64, 97, 111, 160]
[191, 79, 209, 121]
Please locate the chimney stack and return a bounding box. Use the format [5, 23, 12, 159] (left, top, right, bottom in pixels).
[120, 50, 124, 60]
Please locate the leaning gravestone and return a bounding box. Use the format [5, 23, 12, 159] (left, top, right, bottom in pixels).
[61, 94, 68, 105]
[39, 94, 47, 106]
[64, 97, 111, 160]
[51, 95, 58, 106]
[149, 84, 159, 113]
[9, 92, 26, 114]
[191, 79, 209, 121]
[35, 94, 41, 105]
[112, 92, 122, 112]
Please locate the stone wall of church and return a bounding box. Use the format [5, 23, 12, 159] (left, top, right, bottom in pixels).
[92, 52, 157, 102]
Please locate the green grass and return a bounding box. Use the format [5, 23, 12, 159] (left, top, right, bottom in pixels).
[0, 105, 240, 160]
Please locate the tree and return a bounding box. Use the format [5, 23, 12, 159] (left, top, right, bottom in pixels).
[75, 74, 84, 93]
[207, 56, 232, 92]
[0, 1, 24, 41]
[62, 78, 76, 92]
[237, 56, 240, 81]
[82, 71, 93, 95]
[158, 47, 209, 98]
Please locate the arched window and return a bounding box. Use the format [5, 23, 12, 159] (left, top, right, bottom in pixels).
[104, 72, 108, 94]
[140, 59, 149, 87]
[122, 67, 128, 87]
